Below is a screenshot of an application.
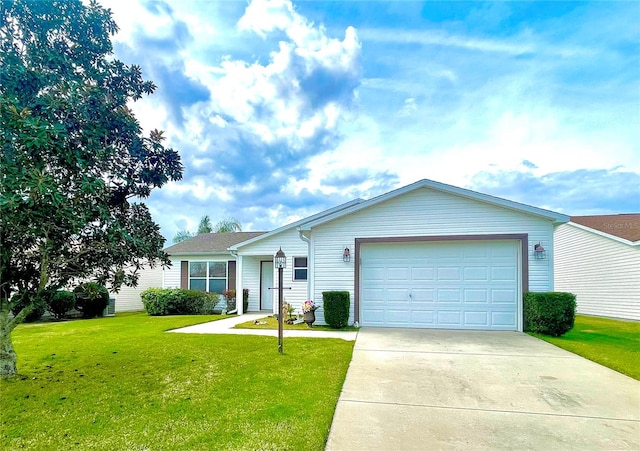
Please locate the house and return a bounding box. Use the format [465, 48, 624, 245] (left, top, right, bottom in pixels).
[112, 264, 163, 312]
[164, 179, 570, 331]
[163, 232, 266, 309]
[554, 214, 640, 321]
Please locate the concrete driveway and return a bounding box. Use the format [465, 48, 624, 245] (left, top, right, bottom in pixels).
[325, 328, 640, 451]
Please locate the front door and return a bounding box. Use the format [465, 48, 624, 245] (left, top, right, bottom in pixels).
[260, 261, 274, 311]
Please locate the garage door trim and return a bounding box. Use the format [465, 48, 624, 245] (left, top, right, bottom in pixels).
[354, 234, 529, 326]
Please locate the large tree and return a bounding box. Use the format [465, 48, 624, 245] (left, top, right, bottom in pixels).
[0, 0, 183, 377]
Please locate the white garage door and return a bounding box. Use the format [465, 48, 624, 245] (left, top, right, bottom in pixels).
[360, 240, 520, 330]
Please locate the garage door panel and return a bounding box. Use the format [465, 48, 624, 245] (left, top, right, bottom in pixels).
[411, 267, 434, 281]
[362, 267, 386, 282]
[387, 267, 410, 280]
[411, 310, 435, 325]
[464, 311, 489, 326]
[385, 310, 411, 325]
[464, 267, 488, 281]
[437, 267, 461, 280]
[464, 289, 488, 303]
[411, 288, 435, 302]
[360, 240, 520, 330]
[386, 288, 409, 302]
[492, 289, 517, 304]
[437, 289, 461, 303]
[437, 310, 462, 325]
[491, 312, 517, 328]
[491, 267, 516, 281]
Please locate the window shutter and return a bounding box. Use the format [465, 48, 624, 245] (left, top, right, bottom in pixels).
[181, 261, 188, 289]
[228, 261, 236, 291]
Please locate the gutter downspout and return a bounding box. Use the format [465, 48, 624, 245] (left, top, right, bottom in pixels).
[228, 249, 240, 315]
[298, 229, 312, 301]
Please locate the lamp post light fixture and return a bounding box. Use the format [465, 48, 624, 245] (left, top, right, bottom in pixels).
[533, 243, 547, 260]
[274, 247, 286, 354]
[342, 246, 351, 262]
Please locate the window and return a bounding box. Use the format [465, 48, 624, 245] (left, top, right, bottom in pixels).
[189, 261, 227, 294]
[293, 257, 307, 281]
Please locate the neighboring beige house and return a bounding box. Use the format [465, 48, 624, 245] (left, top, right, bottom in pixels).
[112, 264, 164, 312]
[554, 214, 640, 321]
[164, 179, 570, 331]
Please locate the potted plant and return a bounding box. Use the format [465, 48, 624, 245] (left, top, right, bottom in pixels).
[301, 300, 319, 328]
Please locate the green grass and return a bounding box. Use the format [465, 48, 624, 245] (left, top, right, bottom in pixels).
[235, 315, 359, 332]
[0, 312, 354, 450]
[530, 315, 640, 380]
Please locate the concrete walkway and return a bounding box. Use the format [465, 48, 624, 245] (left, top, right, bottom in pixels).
[325, 327, 640, 451]
[168, 313, 358, 341]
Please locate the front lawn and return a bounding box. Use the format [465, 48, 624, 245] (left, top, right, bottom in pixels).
[0, 312, 354, 450]
[530, 315, 640, 380]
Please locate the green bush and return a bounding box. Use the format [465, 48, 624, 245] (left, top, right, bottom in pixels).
[141, 288, 219, 316]
[9, 291, 46, 323]
[74, 282, 109, 318]
[47, 290, 76, 320]
[524, 292, 576, 336]
[322, 291, 350, 329]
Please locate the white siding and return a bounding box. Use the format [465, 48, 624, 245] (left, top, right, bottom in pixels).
[555, 223, 640, 321]
[113, 266, 163, 312]
[164, 258, 181, 288]
[311, 187, 556, 325]
[238, 228, 310, 313]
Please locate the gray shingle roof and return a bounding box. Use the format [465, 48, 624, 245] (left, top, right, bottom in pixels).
[164, 232, 266, 255]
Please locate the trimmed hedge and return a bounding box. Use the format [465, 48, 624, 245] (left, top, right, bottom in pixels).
[322, 291, 350, 329]
[524, 292, 576, 336]
[141, 288, 219, 316]
[47, 290, 76, 320]
[74, 282, 109, 318]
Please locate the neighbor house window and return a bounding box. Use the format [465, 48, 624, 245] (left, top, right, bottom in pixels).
[293, 257, 307, 281]
[189, 261, 227, 294]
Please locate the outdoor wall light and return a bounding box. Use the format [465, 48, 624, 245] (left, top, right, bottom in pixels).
[274, 247, 287, 269]
[343, 246, 351, 262]
[533, 243, 547, 260]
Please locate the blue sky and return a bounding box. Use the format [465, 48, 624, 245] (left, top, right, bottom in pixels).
[101, 0, 640, 242]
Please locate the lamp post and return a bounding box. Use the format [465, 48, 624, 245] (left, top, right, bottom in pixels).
[274, 247, 286, 354]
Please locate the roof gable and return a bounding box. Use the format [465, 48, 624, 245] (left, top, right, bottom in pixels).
[570, 214, 640, 243]
[298, 179, 569, 230]
[164, 232, 266, 255]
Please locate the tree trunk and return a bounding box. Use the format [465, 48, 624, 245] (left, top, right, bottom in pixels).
[0, 305, 29, 378]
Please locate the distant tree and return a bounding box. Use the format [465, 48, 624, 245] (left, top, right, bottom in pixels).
[197, 215, 213, 234]
[214, 217, 242, 233]
[0, 0, 183, 377]
[172, 216, 242, 243]
[173, 230, 194, 244]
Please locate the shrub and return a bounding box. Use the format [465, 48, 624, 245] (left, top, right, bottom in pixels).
[74, 282, 109, 318]
[9, 291, 46, 323]
[47, 290, 76, 320]
[524, 292, 576, 336]
[141, 288, 219, 315]
[322, 291, 350, 329]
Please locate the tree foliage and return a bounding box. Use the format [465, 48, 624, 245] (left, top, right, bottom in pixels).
[0, 0, 183, 376]
[214, 217, 241, 233]
[172, 216, 242, 243]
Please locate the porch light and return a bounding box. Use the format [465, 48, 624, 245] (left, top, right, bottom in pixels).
[343, 246, 351, 262]
[533, 243, 547, 260]
[274, 247, 286, 269]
